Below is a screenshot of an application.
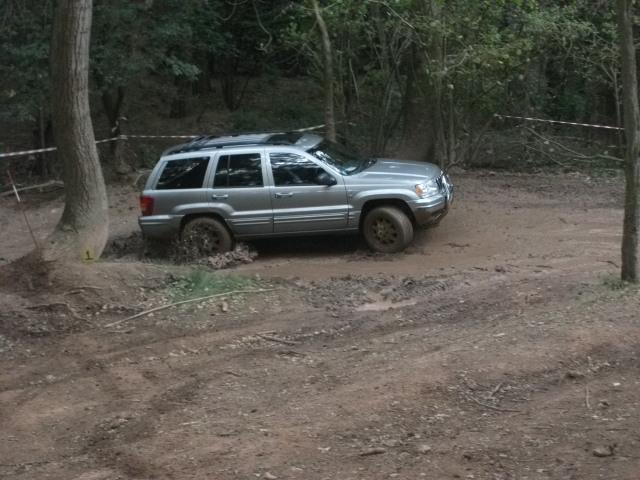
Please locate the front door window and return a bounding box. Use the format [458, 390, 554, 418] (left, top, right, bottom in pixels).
[270, 152, 327, 186]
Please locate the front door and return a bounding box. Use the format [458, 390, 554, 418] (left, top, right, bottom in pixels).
[204, 149, 273, 236]
[268, 151, 349, 233]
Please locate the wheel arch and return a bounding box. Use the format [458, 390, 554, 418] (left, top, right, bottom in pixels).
[180, 212, 231, 234]
[359, 199, 416, 229]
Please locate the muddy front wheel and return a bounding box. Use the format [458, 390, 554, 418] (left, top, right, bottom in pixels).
[362, 206, 414, 253]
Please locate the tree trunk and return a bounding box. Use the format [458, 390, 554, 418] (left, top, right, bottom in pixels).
[616, 0, 640, 282]
[312, 0, 337, 142]
[422, 0, 447, 168]
[49, 0, 109, 262]
[101, 86, 130, 175]
[169, 77, 189, 118]
[34, 108, 50, 178]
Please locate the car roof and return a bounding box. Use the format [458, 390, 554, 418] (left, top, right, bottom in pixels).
[162, 132, 323, 156]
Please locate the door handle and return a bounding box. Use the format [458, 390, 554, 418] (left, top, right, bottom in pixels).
[212, 194, 229, 200]
[274, 192, 294, 198]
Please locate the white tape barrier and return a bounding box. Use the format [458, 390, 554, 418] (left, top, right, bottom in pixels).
[495, 114, 623, 131]
[0, 134, 199, 159]
[122, 134, 199, 139]
[0, 124, 327, 160]
[0, 146, 59, 158]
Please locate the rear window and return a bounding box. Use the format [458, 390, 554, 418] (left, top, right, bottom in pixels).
[156, 157, 209, 190]
[214, 153, 263, 188]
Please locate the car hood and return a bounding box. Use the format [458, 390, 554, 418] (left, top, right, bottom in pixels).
[347, 159, 442, 184]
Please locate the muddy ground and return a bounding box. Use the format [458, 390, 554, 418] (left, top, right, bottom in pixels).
[1, 171, 639, 480]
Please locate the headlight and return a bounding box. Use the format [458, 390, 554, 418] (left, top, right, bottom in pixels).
[442, 174, 452, 189]
[415, 178, 440, 198]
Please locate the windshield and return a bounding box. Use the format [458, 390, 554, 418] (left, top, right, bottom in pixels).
[308, 140, 368, 175]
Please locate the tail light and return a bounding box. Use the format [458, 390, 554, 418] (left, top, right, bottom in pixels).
[140, 195, 154, 216]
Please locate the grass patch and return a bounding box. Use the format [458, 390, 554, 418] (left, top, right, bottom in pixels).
[601, 274, 633, 291]
[168, 269, 258, 302]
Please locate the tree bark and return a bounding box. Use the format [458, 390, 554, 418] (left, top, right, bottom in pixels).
[35, 108, 50, 177]
[49, 0, 109, 261]
[420, 0, 447, 168]
[616, 0, 640, 282]
[312, 0, 337, 142]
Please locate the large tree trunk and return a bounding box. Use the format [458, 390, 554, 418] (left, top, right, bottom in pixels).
[312, 0, 337, 142]
[49, 0, 109, 262]
[419, 0, 447, 168]
[616, 0, 640, 282]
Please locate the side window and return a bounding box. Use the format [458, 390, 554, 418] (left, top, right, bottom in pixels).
[156, 157, 209, 190]
[270, 152, 326, 186]
[214, 153, 263, 188]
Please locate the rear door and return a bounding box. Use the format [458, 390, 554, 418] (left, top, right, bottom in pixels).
[204, 149, 273, 236]
[268, 151, 349, 233]
[151, 155, 210, 215]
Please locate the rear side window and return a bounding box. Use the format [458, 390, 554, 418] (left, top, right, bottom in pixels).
[214, 153, 263, 188]
[156, 157, 209, 190]
[270, 152, 326, 186]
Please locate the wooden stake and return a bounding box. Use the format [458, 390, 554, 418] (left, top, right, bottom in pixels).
[6, 170, 40, 251]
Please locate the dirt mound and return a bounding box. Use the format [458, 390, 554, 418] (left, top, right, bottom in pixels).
[295, 274, 448, 311]
[104, 232, 148, 258]
[0, 260, 169, 340]
[104, 232, 258, 269]
[201, 244, 257, 269]
[0, 251, 54, 292]
[0, 293, 90, 338]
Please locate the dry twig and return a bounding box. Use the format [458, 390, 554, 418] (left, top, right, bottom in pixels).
[257, 333, 299, 346]
[585, 385, 591, 410]
[63, 285, 104, 295]
[464, 392, 521, 413]
[490, 382, 505, 398]
[104, 288, 277, 328]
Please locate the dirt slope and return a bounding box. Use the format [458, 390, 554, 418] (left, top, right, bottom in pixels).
[1, 171, 639, 480]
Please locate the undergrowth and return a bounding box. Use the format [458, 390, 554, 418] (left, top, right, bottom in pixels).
[601, 274, 635, 291]
[167, 269, 258, 301]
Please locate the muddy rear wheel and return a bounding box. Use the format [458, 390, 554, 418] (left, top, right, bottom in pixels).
[362, 206, 414, 253]
[180, 217, 233, 256]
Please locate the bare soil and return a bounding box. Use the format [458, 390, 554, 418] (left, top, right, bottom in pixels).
[1, 170, 640, 480]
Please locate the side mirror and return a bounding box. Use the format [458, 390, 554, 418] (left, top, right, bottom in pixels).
[316, 171, 337, 186]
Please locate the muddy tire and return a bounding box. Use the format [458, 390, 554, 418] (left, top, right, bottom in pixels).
[180, 217, 233, 256]
[362, 206, 414, 253]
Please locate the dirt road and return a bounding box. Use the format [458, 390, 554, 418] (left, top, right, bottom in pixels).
[2, 171, 640, 479]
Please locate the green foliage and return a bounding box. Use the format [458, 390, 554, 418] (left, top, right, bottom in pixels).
[0, 0, 627, 168]
[230, 110, 265, 131]
[601, 274, 634, 292]
[92, 1, 153, 91]
[0, 1, 52, 122]
[412, 1, 602, 116]
[168, 269, 257, 302]
[146, 0, 226, 81]
[231, 100, 321, 132]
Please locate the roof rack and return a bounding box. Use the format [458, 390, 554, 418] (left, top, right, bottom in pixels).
[163, 130, 311, 156]
[264, 132, 303, 145]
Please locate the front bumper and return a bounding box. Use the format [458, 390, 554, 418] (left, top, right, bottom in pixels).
[410, 184, 454, 227]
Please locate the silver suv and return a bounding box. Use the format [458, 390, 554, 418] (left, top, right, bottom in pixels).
[139, 132, 454, 253]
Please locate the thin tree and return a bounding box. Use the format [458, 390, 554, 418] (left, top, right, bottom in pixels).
[48, 0, 109, 261]
[616, 0, 639, 282]
[312, 0, 337, 142]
